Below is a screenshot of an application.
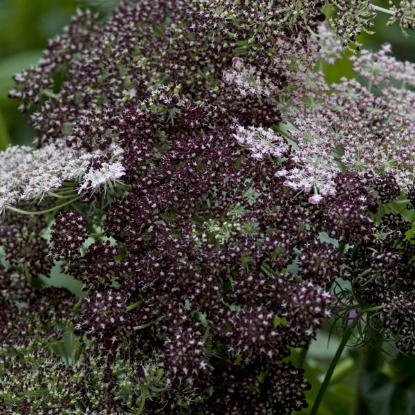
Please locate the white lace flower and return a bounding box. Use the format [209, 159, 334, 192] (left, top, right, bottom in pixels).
[79, 161, 126, 194]
[0, 140, 125, 213]
[233, 125, 290, 160]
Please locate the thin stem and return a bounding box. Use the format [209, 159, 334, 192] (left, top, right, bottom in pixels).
[114, 182, 131, 191]
[0, 112, 10, 149]
[310, 318, 357, 415]
[49, 192, 78, 199]
[24, 262, 30, 280]
[370, 4, 394, 15]
[133, 320, 158, 330]
[61, 180, 78, 186]
[138, 387, 148, 414]
[393, 199, 410, 204]
[126, 300, 143, 312]
[90, 232, 104, 239]
[50, 186, 78, 193]
[41, 89, 60, 99]
[330, 0, 342, 10]
[107, 179, 115, 196]
[5, 196, 82, 216]
[361, 304, 384, 313]
[352, 268, 372, 284]
[306, 25, 320, 38]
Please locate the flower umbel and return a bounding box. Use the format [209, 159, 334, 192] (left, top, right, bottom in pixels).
[2, 0, 415, 414]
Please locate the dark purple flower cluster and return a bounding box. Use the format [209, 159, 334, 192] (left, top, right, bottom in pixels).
[198, 361, 311, 415]
[346, 212, 415, 353]
[4, 0, 415, 413]
[50, 211, 89, 260]
[0, 209, 53, 278]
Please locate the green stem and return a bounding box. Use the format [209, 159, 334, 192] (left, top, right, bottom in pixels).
[393, 199, 410, 204]
[24, 262, 30, 279]
[5, 196, 82, 215]
[0, 111, 11, 149]
[42, 89, 60, 99]
[107, 179, 115, 196]
[126, 300, 143, 312]
[61, 180, 78, 186]
[133, 320, 158, 330]
[310, 318, 357, 415]
[306, 25, 320, 38]
[114, 182, 131, 191]
[90, 232, 104, 239]
[49, 192, 78, 199]
[370, 4, 394, 15]
[138, 386, 148, 414]
[352, 268, 372, 284]
[360, 304, 384, 313]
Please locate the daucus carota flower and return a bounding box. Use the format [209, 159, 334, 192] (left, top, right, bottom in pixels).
[0, 140, 126, 213]
[2, 0, 415, 413]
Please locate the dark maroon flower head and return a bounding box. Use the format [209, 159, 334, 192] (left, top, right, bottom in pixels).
[50, 210, 89, 260]
[6, 0, 412, 413]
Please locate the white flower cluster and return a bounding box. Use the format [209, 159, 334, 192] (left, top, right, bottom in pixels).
[275, 117, 340, 204]
[275, 163, 339, 205]
[78, 145, 125, 194]
[0, 140, 125, 213]
[233, 125, 290, 160]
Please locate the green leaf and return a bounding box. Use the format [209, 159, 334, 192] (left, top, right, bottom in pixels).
[273, 316, 287, 327]
[48, 330, 82, 367]
[39, 261, 84, 297]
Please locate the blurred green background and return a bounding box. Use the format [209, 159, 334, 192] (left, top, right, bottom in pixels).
[0, 0, 79, 149]
[0, 0, 414, 150]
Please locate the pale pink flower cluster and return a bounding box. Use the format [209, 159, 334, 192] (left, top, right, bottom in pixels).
[78, 145, 125, 194]
[275, 116, 340, 204]
[266, 28, 415, 204]
[0, 141, 125, 213]
[223, 57, 281, 97]
[233, 119, 340, 205]
[350, 42, 415, 87]
[313, 23, 344, 65]
[233, 126, 290, 160]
